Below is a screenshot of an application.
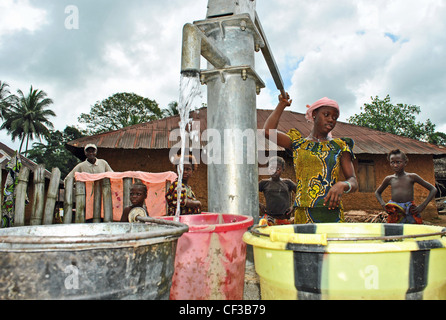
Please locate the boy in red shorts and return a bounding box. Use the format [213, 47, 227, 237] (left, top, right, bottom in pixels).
[375, 149, 437, 224]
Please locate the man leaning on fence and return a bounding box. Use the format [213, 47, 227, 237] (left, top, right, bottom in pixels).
[64, 144, 113, 184]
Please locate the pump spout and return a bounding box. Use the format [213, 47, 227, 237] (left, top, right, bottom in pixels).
[181, 23, 230, 76]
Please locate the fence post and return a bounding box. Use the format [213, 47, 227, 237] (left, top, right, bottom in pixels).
[0, 165, 3, 209]
[93, 181, 102, 223]
[123, 177, 133, 210]
[30, 165, 45, 226]
[165, 180, 171, 216]
[43, 167, 61, 225]
[14, 166, 30, 227]
[75, 181, 86, 223]
[63, 177, 74, 224]
[102, 178, 113, 222]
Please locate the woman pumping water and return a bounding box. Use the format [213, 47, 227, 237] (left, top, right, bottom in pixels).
[263, 93, 358, 224]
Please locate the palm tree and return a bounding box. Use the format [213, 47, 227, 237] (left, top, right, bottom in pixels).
[1, 86, 56, 155]
[162, 101, 179, 118]
[0, 81, 15, 119]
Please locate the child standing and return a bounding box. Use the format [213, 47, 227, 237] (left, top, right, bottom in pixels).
[165, 155, 202, 216]
[121, 182, 148, 222]
[259, 156, 297, 226]
[375, 149, 437, 224]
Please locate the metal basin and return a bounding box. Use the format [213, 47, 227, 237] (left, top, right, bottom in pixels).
[0, 221, 188, 300]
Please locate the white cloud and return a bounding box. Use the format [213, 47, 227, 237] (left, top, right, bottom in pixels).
[0, 0, 48, 38]
[1, 0, 446, 152]
[258, 0, 446, 127]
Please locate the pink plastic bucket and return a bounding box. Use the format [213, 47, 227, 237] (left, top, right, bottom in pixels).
[160, 213, 253, 300]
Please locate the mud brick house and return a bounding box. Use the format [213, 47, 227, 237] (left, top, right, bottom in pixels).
[66, 108, 446, 219]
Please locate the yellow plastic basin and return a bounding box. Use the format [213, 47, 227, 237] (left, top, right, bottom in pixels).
[243, 223, 446, 300]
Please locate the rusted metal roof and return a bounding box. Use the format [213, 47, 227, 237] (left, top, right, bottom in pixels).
[66, 107, 446, 158]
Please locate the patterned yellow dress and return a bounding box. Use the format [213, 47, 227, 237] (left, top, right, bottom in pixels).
[287, 129, 355, 224]
[165, 180, 201, 216]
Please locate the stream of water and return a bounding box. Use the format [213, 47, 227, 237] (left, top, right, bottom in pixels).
[174, 73, 202, 222]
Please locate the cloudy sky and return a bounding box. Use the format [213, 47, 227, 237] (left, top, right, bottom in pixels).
[1, 0, 445, 150]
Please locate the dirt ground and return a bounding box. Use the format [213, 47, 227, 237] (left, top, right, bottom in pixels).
[345, 209, 446, 227]
[424, 214, 446, 227]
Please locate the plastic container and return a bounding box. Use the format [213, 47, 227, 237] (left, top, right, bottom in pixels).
[243, 223, 446, 300]
[0, 220, 188, 300]
[161, 213, 253, 300]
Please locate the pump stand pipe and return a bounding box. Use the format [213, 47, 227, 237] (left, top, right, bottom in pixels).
[181, 23, 231, 76]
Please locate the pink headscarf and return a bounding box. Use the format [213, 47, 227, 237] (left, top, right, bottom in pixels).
[305, 97, 340, 123]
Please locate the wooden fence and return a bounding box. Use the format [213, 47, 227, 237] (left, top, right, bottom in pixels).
[3, 165, 168, 227]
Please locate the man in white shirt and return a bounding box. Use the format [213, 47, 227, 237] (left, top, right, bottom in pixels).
[65, 144, 113, 182]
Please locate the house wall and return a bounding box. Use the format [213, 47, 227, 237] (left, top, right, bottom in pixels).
[99, 149, 438, 219]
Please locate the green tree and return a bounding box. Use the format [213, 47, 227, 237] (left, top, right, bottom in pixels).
[78, 92, 163, 135]
[428, 131, 446, 147]
[27, 126, 85, 179]
[0, 86, 56, 155]
[162, 101, 179, 118]
[348, 95, 438, 143]
[0, 81, 16, 119]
